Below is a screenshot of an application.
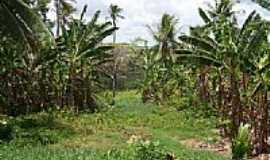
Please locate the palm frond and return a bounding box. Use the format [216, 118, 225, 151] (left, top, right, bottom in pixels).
[198, 8, 211, 24]
[0, 0, 54, 50]
[179, 35, 217, 52]
[175, 49, 222, 67]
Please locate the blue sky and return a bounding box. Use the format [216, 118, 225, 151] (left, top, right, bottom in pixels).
[49, 0, 270, 43]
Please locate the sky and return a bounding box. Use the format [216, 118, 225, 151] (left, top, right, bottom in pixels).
[49, 0, 270, 43]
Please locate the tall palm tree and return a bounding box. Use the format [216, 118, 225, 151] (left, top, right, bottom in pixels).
[139, 13, 178, 102]
[108, 4, 124, 104]
[109, 4, 124, 43]
[0, 0, 53, 50]
[148, 13, 178, 66]
[54, 0, 76, 37]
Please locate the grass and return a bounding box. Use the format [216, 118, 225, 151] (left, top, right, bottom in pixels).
[0, 90, 229, 160]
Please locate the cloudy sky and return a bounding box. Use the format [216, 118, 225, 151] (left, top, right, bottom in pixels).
[51, 0, 270, 43]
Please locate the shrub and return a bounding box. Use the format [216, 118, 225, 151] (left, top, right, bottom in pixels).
[102, 140, 172, 160]
[0, 119, 13, 142]
[232, 124, 250, 160]
[134, 140, 168, 160]
[102, 149, 132, 160]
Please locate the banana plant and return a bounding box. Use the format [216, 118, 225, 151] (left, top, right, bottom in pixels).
[0, 0, 54, 51]
[177, 1, 270, 155]
[140, 48, 161, 102]
[56, 5, 117, 112]
[176, 0, 270, 152]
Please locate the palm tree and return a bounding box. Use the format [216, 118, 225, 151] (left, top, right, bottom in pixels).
[144, 13, 178, 101]
[0, 0, 53, 51]
[148, 13, 178, 66]
[108, 4, 124, 104]
[109, 4, 124, 43]
[54, 0, 76, 37]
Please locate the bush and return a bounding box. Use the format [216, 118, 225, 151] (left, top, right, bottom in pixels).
[0, 112, 73, 146]
[12, 129, 59, 146]
[0, 119, 13, 142]
[134, 140, 168, 160]
[101, 140, 172, 160]
[101, 149, 132, 160]
[232, 124, 250, 160]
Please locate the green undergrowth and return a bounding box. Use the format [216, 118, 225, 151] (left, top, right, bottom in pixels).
[0, 90, 229, 160]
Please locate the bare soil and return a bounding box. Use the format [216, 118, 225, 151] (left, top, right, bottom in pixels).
[180, 138, 231, 156]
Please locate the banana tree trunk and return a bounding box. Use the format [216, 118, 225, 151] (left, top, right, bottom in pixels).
[230, 70, 242, 138]
[112, 59, 117, 105]
[218, 70, 224, 111]
[218, 69, 228, 136]
[112, 20, 117, 105]
[252, 90, 269, 155]
[55, 0, 61, 37]
[198, 66, 210, 103]
[68, 62, 75, 111]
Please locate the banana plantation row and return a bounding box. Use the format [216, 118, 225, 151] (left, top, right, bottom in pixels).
[1, 0, 270, 158]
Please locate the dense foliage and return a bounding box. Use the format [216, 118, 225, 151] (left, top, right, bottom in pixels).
[1, 0, 270, 159]
[0, 1, 116, 115]
[140, 0, 270, 157]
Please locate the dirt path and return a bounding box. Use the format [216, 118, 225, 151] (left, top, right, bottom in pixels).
[181, 139, 270, 160]
[180, 138, 231, 156]
[251, 155, 270, 160]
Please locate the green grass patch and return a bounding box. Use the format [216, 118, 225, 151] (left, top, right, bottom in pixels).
[0, 90, 229, 159]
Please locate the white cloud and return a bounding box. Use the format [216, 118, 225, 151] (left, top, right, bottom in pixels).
[49, 0, 270, 43]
